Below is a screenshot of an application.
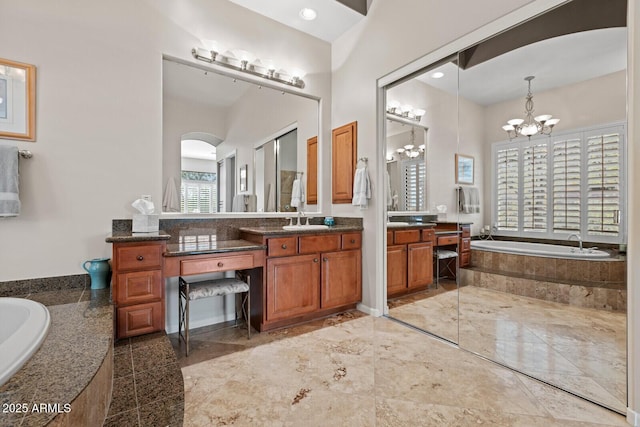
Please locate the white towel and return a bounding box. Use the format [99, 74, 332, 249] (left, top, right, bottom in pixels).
[290, 178, 304, 208]
[162, 177, 180, 212]
[266, 183, 275, 212]
[459, 186, 480, 214]
[0, 145, 20, 217]
[352, 166, 371, 208]
[245, 194, 257, 212]
[232, 194, 246, 212]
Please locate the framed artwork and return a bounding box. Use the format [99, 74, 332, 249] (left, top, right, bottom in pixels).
[455, 153, 474, 185]
[239, 164, 247, 192]
[0, 58, 36, 141]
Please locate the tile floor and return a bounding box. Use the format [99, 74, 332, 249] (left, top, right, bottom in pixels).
[105, 333, 184, 426]
[171, 309, 628, 426]
[389, 284, 627, 413]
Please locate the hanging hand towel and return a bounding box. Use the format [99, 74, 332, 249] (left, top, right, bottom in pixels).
[352, 166, 371, 208]
[162, 177, 180, 212]
[232, 194, 246, 212]
[290, 178, 304, 208]
[459, 186, 480, 214]
[0, 146, 20, 217]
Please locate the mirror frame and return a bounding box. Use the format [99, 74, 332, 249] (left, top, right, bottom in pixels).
[162, 54, 323, 217]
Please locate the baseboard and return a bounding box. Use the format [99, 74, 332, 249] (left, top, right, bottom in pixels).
[628, 407, 640, 426]
[357, 302, 381, 317]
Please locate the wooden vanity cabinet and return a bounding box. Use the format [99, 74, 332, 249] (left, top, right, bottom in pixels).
[332, 121, 357, 204]
[460, 225, 471, 267]
[243, 230, 362, 331]
[112, 241, 166, 339]
[387, 227, 434, 297]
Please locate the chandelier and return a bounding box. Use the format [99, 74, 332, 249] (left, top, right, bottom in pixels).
[395, 128, 424, 159]
[502, 76, 559, 140]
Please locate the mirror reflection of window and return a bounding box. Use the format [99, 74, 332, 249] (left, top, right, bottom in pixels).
[180, 138, 218, 213]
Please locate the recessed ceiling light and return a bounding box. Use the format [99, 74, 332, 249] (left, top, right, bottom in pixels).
[431, 72, 444, 79]
[299, 8, 317, 21]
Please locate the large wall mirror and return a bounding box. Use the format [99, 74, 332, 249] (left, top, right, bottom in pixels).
[384, 0, 628, 414]
[162, 57, 319, 214]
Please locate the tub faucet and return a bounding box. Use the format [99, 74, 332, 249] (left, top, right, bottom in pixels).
[567, 233, 582, 251]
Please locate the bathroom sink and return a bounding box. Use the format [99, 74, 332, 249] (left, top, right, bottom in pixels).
[283, 224, 329, 231]
[386, 222, 410, 227]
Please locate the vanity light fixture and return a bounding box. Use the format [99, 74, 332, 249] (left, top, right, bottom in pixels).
[502, 76, 559, 140]
[386, 101, 425, 122]
[191, 45, 306, 89]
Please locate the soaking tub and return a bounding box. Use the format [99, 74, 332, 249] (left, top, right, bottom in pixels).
[0, 298, 51, 387]
[470, 239, 610, 259]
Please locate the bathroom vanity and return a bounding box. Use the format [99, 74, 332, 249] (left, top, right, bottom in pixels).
[107, 221, 363, 339]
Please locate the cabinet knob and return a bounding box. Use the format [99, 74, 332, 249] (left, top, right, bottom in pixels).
[217, 262, 224, 267]
[350, 239, 356, 244]
[281, 244, 287, 249]
[323, 257, 328, 262]
[313, 258, 319, 263]
[137, 255, 144, 261]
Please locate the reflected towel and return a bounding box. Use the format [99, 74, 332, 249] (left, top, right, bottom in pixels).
[290, 178, 304, 208]
[162, 177, 180, 212]
[245, 194, 257, 212]
[0, 145, 20, 217]
[232, 194, 246, 212]
[385, 170, 392, 207]
[459, 186, 480, 214]
[352, 166, 371, 208]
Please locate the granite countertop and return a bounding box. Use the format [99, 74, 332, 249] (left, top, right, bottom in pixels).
[386, 222, 437, 229]
[238, 224, 363, 235]
[164, 239, 266, 257]
[0, 288, 112, 426]
[106, 231, 172, 243]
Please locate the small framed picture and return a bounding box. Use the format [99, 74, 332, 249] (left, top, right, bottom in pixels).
[455, 153, 474, 185]
[239, 164, 247, 192]
[0, 58, 36, 141]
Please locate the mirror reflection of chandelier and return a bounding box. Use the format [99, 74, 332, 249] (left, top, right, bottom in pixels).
[395, 128, 424, 158]
[502, 76, 559, 140]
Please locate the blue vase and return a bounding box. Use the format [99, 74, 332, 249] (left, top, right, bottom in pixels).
[83, 257, 111, 289]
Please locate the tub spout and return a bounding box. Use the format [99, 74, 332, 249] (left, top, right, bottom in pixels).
[567, 233, 582, 251]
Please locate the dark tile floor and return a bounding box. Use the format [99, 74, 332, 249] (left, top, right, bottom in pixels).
[104, 332, 184, 427]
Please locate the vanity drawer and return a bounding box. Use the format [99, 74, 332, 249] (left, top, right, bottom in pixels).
[461, 237, 471, 252]
[394, 229, 421, 244]
[115, 270, 163, 305]
[268, 237, 297, 257]
[421, 229, 435, 243]
[180, 253, 255, 275]
[116, 301, 164, 338]
[387, 231, 393, 246]
[299, 234, 341, 254]
[460, 226, 471, 238]
[116, 243, 163, 270]
[437, 235, 459, 246]
[341, 233, 361, 250]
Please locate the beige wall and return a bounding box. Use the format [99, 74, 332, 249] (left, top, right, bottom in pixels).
[0, 0, 331, 281]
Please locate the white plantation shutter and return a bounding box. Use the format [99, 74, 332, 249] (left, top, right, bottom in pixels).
[522, 143, 547, 232]
[586, 131, 621, 237]
[180, 181, 217, 214]
[402, 160, 425, 211]
[552, 137, 581, 233]
[496, 147, 519, 231]
[492, 123, 625, 243]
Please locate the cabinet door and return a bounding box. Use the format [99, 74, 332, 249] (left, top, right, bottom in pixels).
[387, 245, 407, 296]
[116, 301, 164, 338]
[320, 249, 361, 309]
[332, 121, 357, 203]
[115, 270, 163, 305]
[307, 136, 318, 204]
[266, 255, 320, 321]
[408, 242, 433, 289]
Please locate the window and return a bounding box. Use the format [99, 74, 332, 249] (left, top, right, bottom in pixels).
[180, 171, 217, 214]
[401, 159, 425, 211]
[492, 123, 625, 243]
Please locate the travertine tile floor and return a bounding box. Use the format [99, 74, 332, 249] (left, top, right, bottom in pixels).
[389, 284, 627, 413]
[171, 308, 627, 426]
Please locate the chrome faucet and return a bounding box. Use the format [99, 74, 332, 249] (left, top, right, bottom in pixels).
[567, 233, 582, 251]
[296, 209, 306, 226]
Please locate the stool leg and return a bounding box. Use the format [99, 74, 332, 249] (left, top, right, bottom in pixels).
[185, 281, 190, 357]
[246, 276, 251, 340]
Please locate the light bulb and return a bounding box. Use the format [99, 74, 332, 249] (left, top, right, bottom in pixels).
[299, 8, 317, 20]
[508, 118, 524, 126]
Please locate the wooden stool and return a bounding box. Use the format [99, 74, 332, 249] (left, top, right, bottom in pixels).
[178, 273, 250, 356]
